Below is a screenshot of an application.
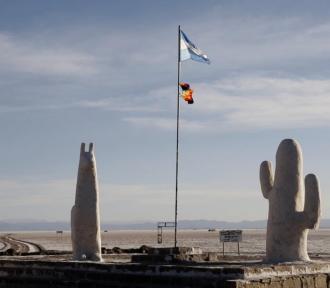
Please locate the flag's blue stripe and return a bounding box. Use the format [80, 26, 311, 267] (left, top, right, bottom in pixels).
[181, 31, 197, 49]
[188, 47, 210, 64]
[190, 52, 210, 64]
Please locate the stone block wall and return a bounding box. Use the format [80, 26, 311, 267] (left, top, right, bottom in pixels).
[227, 274, 329, 288]
[0, 260, 329, 288]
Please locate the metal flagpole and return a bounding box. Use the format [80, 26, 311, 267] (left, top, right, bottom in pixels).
[174, 25, 181, 248]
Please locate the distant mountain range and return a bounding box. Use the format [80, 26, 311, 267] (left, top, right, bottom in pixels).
[0, 219, 329, 231]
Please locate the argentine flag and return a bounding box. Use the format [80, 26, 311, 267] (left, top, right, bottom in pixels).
[180, 30, 210, 64]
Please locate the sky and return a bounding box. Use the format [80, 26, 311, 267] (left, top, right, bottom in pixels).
[0, 0, 330, 223]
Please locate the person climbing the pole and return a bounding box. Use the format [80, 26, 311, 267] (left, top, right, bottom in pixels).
[179, 82, 194, 104]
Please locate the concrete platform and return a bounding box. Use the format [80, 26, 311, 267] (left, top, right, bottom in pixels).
[0, 254, 329, 287]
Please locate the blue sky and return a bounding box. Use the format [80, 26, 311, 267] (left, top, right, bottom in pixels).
[0, 0, 329, 222]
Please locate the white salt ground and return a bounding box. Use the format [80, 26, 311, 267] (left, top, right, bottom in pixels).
[6, 229, 330, 255]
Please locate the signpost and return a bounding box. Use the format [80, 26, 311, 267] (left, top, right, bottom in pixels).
[56, 230, 63, 240]
[219, 230, 242, 256]
[157, 222, 176, 244]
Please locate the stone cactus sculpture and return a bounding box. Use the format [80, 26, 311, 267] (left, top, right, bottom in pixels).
[71, 143, 102, 261]
[260, 139, 321, 263]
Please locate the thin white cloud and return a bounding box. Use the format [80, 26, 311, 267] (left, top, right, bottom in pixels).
[0, 177, 264, 221]
[124, 76, 330, 132]
[0, 179, 93, 213]
[183, 15, 330, 73]
[3, 75, 328, 133]
[0, 33, 97, 77]
[123, 117, 207, 132]
[195, 77, 330, 129]
[79, 98, 162, 113]
[0, 104, 73, 113]
[76, 85, 176, 113]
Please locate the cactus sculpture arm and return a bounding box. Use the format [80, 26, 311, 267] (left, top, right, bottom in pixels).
[304, 174, 321, 229]
[260, 161, 273, 200]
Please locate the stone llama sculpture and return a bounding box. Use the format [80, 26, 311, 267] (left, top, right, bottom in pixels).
[71, 143, 102, 261]
[260, 139, 321, 263]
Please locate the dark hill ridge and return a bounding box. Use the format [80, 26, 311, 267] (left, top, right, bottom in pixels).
[0, 219, 329, 231]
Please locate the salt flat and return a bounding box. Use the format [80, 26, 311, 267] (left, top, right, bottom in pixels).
[6, 229, 330, 255]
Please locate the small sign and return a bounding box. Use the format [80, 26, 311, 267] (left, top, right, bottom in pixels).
[219, 230, 242, 255]
[220, 230, 242, 242]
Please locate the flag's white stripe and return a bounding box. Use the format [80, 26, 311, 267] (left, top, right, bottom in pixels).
[180, 38, 188, 50]
[180, 39, 191, 61]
